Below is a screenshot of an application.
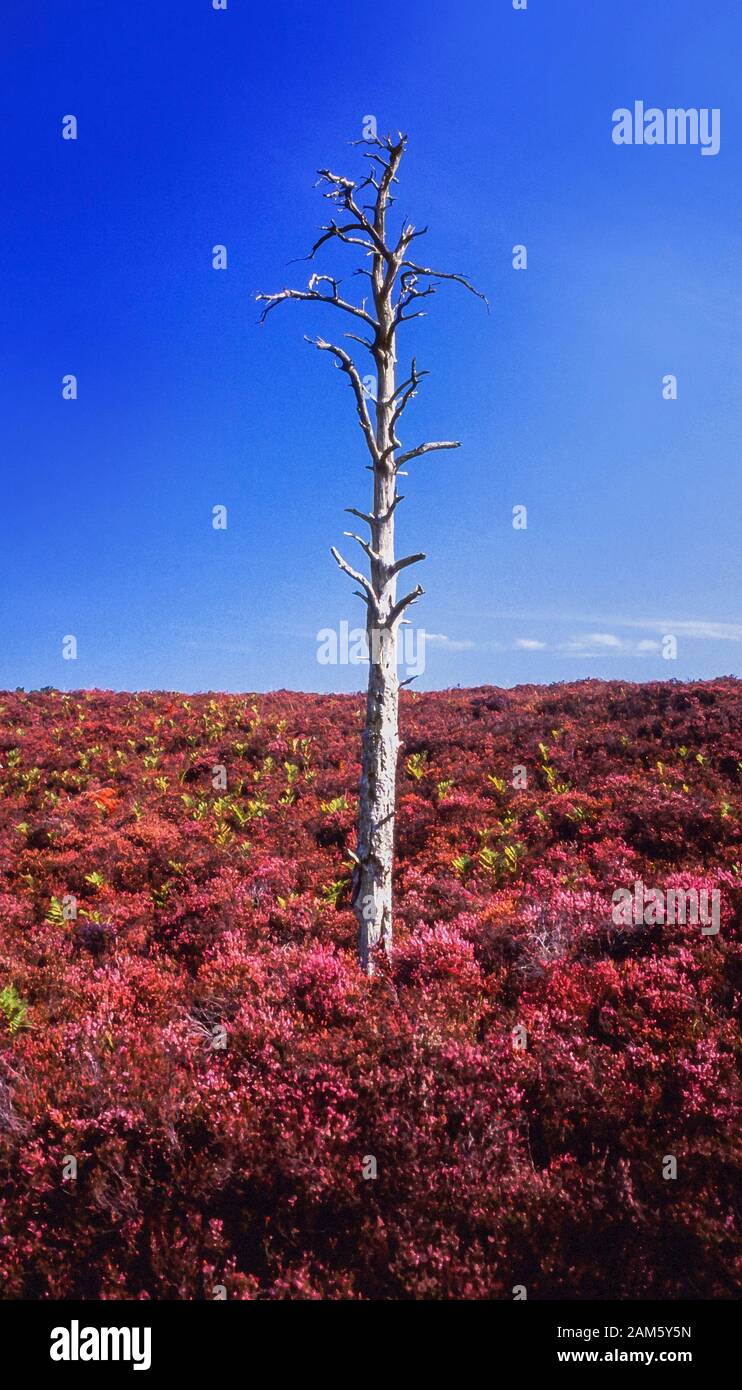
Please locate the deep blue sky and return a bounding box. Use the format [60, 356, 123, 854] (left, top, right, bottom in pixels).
[2, 0, 740, 693]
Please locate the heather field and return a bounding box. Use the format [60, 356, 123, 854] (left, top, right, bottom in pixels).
[0, 679, 740, 1299]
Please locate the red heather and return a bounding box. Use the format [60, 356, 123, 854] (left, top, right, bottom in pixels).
[0, 679, 740, 1298]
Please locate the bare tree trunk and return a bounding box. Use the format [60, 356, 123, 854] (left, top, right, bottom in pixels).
[355, 335, 398, 972]
[257, 132, 484, 974]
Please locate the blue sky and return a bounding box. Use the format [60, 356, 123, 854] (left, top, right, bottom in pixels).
[1, 0, 740, 693]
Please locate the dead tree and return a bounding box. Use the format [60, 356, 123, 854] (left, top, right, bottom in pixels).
[257, 132, 485, 973]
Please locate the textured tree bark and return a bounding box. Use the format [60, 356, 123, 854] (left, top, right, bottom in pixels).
[257, 132, 484, 974]
[355, 327, 399, 972]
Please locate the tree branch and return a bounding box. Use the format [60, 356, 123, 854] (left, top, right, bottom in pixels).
[389, 552, 426, 577]
[343, 530, 381, 564]
[344, 331, 376, 354]
[316, 169, 391, 260]
[392, 270, 438, 327]
[306, 337, 379, 463]
[387, 584, 424, 628]
[344, 492, 405, 532]
[382, 494, 405, 520]
[256, 277, 378, 331]
[330, 547, 380, 614]
[399, 259, 489, 308]
[294, 220, 377, 262]
[395, 440, 461, 469]
[396, 223, 429, 253]
[345, 506, 375, 527]
[386, 358, 428, 443]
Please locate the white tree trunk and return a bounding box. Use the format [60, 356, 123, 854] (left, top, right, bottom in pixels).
[354, 344, 399, 973]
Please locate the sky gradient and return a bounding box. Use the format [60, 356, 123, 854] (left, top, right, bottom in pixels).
[2, 0, 740, 692]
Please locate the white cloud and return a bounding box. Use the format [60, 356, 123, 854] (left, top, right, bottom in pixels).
[562, 634, 625, 655]
[495, 610, 742, 644]
[621, 619, 742, 643]
[516, 632, 665, 659]
[424, 633, 476, 653]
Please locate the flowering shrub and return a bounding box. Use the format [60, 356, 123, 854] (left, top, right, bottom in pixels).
[0, 680, 740, 1298]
